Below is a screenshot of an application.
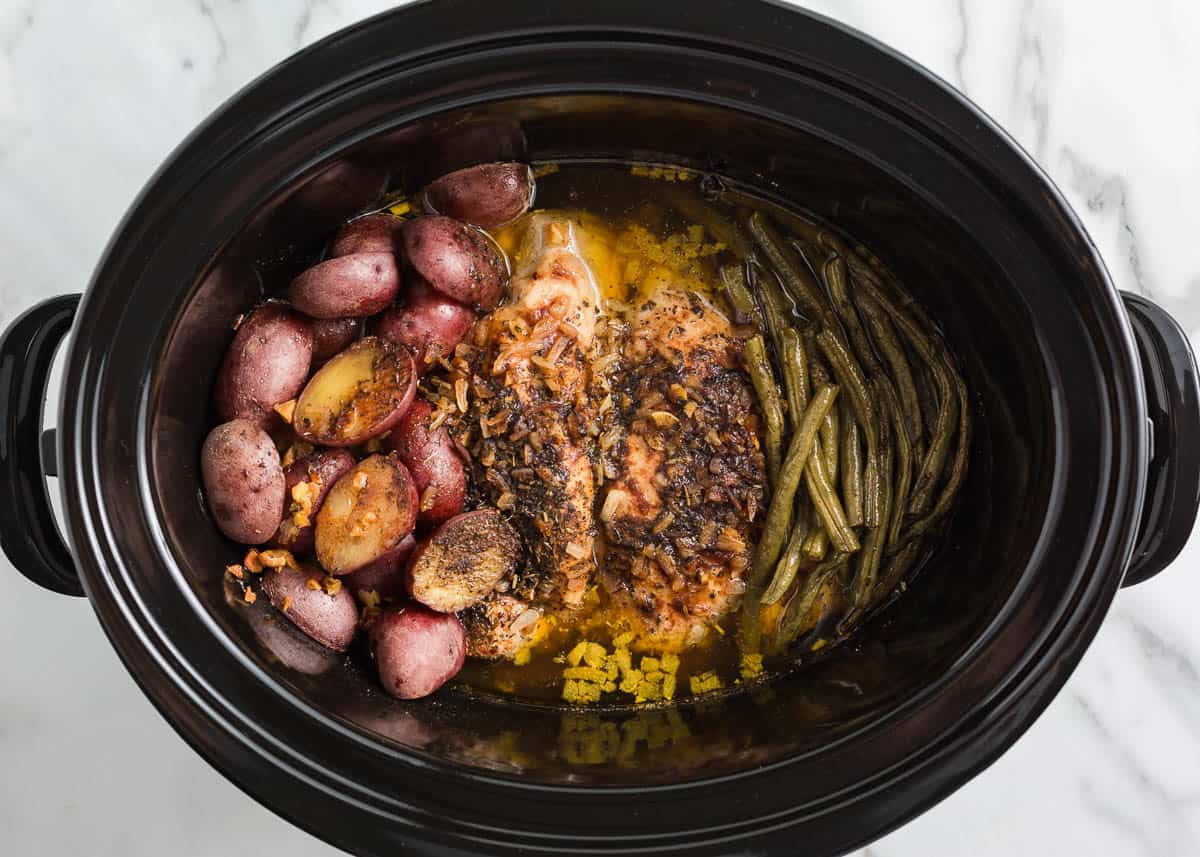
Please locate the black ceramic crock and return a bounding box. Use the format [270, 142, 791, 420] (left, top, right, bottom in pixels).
[3, 1, 1199, 854]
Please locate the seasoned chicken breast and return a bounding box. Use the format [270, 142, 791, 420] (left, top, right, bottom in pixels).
[598, 287, 765, 650]
[466, 214, 602, 610]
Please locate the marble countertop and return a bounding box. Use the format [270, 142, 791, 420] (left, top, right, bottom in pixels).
[2, 1, 1199, 855]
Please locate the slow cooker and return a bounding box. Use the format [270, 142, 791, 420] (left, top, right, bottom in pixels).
[2, 1, 1198, 854]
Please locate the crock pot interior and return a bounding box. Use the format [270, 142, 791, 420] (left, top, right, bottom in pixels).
[150, 95, 1051, 784]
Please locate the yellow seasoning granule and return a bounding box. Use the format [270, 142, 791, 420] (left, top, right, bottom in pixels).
[619, 669, 643, 694]
[810, 638, 828, 652]
[562, 679, 603, 705]
[565, 641, 589, 667]
[513, 647, 532, 666]
[739, 653, 764, 681]
[639, 656, 660, 673]
[533, 163, 560, 178]
[563, 666, 609, 683]
[689, 671, 723, 695]
[582, 642, 608, 669]
[358, 589, 381, 610]
[662, 673, 677, 701]
[612, 630, 636, 648]
[660, 653, 680, 675]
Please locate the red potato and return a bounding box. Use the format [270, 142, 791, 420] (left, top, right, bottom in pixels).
[315, 454, 419, 575]
[388, 399, 466, 526]
[293, 337, 416, 447]
[310, 317, 362, 364]
[214, 304, 313, 428]
[404, 509, 521, 613]
[201, 420, 286, 545]
[401, 216, 507, 311]
[329, 213, 404, 257]
[373, 278, 476, 376]
[368, 604, 466, 700]
[420, 162, 535, 229]
[273, 449, 357, 556]
[346, 534, 416, 601]
[288, 252, 400, 319]
[261, 563, 360, 652]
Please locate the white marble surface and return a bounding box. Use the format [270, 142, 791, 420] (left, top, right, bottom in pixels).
[2, 1, 1199, 854]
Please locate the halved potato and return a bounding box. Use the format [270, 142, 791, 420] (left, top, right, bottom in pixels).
[404, 509, 521, 613]
[293, 337, 416, 446]
[315, 454, 418, 575]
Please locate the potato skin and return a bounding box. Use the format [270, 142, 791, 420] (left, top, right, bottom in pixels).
[404, 509, 521, 613]
[273, 448, 356, 556]
[346, 534, 416, 601]
[401, 216, 506, 311]
[420, 162, 534, 229]
[373, 278, 476, 376]
[388, 399, 466, 526]
[293, 337, 416, 447]
[310, 317, 362, 364]
[261, 564, 360, 652]
[288, 251, 401, 319]
[201, 419, 286, 545]
[315, 454, 419, 575]
[214, 304, 313, 428]
[368, 604, 466, 700]
[329, 213, 403, 257]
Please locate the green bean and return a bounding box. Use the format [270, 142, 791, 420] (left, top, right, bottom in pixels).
[752, 212, 882, 526]
[840, 402, 864, 527]
[741, 384, 840, 653]
[858, 291, 922, 445]
[808, 351, 839, 479]
[753, 263, 792, 355]
[745, 384, 839, 591]
[748, 211, 837, 330]
[903, 368, 971, 544]
[762, 522, 808, 606]
[805, 444, 859, 554]
[821, 397, 839, 481]
[849, 398, 892, 617]
[871, 540, 922, 611]
[720, 264, 761, 327]
[877, 378, 913, 551]
[821, 254, 885, 379]
[780, 327, 808, 425]
[802, 527, 828, 560]
[744, 335, 786, 486]
[843, 258, 956, 516]
[778, 554, 849, 645]
[816, 328, 882, 527]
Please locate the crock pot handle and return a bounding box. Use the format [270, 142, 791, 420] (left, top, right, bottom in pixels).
[0, 295, 84, 596]
[1121, 292, 1200, 586]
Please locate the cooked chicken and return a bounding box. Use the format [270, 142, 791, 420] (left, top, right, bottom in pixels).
[598, 287, 765, 651]
[466, 213, 602, 610]
[461, 593, 545, 660]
